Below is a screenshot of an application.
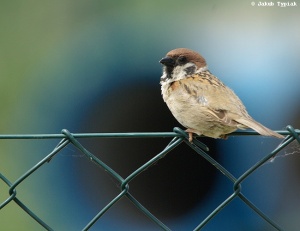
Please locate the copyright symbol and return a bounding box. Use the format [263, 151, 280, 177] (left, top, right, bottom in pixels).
[251, 2, 255, 6]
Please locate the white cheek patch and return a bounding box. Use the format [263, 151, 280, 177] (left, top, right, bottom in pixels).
[172, 63, 195, 81]
[160, 63, 208, 86]
[196, 66, 208, 73]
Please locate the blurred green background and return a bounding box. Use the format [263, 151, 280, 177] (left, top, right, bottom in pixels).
[1, 1, 300, 230]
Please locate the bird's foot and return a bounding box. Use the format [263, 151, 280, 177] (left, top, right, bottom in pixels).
[185, 129, 200, 142]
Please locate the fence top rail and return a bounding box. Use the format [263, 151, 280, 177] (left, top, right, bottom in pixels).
[0, 129, 298, 140]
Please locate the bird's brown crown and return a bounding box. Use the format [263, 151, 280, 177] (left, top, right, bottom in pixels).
[165, 48, 207, 69]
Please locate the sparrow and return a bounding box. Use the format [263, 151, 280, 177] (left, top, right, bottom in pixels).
[159, 48, 284, 142]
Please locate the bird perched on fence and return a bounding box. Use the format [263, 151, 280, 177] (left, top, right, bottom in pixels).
[160, 48, 284, 142]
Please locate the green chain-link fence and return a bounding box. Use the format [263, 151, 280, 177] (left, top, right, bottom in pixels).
[1, 125, 299, 230]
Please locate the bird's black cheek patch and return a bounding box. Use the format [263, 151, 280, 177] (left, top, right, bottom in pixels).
[185, 66, 196, 75]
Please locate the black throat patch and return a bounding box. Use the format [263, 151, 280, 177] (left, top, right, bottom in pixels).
[166, 66, 174, 78]
[160, 66, 174, 82]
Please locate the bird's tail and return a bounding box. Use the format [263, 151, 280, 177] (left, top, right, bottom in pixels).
[236, 117, 284, 139]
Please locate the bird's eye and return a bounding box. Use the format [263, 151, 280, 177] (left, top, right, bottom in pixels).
[177, 56, 187, 64]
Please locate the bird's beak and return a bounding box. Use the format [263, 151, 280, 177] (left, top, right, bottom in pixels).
[159, 56, 175, 67]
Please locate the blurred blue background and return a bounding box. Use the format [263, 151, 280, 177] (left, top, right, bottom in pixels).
[1, 1, 300, 230]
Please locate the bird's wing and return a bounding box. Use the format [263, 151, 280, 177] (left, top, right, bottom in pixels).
[176, 73, 248, 122]
[175, 74, 283, 138]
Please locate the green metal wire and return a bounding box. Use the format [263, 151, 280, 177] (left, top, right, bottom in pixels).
[0, 126, 299, 230]
[0, 137, 69, 231]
